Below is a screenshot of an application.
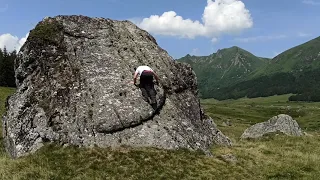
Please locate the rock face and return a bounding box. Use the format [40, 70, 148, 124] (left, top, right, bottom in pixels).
[3, 15, 231, 158]
[241, 114, 303, 139]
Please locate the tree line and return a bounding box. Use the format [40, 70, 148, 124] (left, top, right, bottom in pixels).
[209, 69, 320, 102]
[0, 47, 16, 87]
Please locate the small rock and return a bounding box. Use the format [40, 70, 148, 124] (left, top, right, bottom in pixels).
[222, 120, 232, 127]
[241, 114, 303, 139]
[220, 154, 237, 164]
[304, 132, 313, 137]
[221, 122, 228, 127]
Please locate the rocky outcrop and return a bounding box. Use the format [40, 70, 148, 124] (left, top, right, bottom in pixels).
[241, 114, 303, 139]
[3, 15, 231, 158]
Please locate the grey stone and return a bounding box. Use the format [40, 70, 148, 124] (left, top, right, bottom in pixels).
[220, 154, 237, 164]
[221, 120, 232, 127]
[3, 15, 231, 158]
[240, 114, 303, 139]
[221, 122, 228, 127]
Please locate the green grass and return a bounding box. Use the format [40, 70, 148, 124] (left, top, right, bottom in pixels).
[2, 136, 319, 180]
[0, 87, 15, 137]
[0, 87, 15, 115]
[1, 87, 320, 179]
[202, 94, 320, 138]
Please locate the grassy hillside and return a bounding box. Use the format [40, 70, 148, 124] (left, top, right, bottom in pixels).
[254, 36, 320, 76]
[201, 94, 320, 136]
[180, 37, 320, 101]
[215, 37, 320, 101]
[1, 87, 320, 179]
[177, 46, 268, 98]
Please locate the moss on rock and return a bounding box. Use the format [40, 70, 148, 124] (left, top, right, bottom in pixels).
[29, 18, 64, 47]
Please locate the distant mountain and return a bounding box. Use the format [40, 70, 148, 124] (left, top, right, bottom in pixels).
[214, 36, 320, 101]
[179, 37, 320, 101]
[253, 36, 320, 77]
[177, 46, 268, 98]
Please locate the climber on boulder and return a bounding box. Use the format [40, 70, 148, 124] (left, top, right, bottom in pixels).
[133, 65, 160, 110]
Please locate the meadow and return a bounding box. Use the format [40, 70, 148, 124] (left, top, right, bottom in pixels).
[1, 87, 319, 180]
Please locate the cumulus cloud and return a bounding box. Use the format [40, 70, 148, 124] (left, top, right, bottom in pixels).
[136, 0, 253, 40]
[302, 0, 320, 5]
[234, 35, 287, 43]
[138, 11, 205, 38]
[0, 33, 29, 52]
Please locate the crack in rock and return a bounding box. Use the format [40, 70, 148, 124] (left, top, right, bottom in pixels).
[99, 91, 167, 134]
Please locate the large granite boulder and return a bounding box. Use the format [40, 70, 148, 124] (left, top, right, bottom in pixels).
[241, 114, 303, 139]
[3, 15, 231, 158]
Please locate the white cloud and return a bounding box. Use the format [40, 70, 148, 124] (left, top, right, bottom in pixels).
[0, 4, 8, 13]
[302, 0, 320, 5]
[136, 0, 253, 39]
[0, 33, 29, 52]
[298, 32, 312, 37]
[211, 37, 219, 43]
[138, 11, 205, 38]
[234, 35, 287, 43]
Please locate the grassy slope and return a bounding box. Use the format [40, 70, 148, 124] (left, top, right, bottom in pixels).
[178, 47, 268, 98]
[254, 36, 320, 77]
[0, 87, 15, 113]
[180, 37, 320, 101]
[201, 94, 320, 138]
[0, 87, 15, 135]
[1, 87, 320, 179]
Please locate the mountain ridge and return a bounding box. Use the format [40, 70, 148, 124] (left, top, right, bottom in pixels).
[177, 46, 268, 98]
[179, 36, 320, 101]
[249, 36, 320, 78]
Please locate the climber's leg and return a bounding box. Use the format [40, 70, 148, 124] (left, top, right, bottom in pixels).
[147, 84, 157, 110]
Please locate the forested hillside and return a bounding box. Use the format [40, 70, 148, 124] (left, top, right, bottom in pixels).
[0, 48, 16, 87]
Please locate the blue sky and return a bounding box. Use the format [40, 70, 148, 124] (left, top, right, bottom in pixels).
[0, 0, 319, 58]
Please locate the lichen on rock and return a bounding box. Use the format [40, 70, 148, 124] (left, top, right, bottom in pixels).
[3, 15, 231, 158]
